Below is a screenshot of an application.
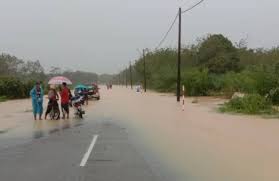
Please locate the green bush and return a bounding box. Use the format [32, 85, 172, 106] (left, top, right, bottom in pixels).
[0, 77, 24, 98]
[0, 77, 37, 99]
[182, 69, 211, 96]
[0, 96, 7, 102]
[220, 94, 273, 114]
[267, 88, 279, 105]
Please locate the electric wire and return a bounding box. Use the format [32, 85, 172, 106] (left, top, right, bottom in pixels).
[155, 11, 179, 50]
[182, 0, 205, 14]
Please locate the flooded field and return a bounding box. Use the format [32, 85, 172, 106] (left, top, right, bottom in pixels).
[1, 86, 279, 180]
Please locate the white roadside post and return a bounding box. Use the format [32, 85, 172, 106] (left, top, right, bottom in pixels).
[182, 85, 185, 111]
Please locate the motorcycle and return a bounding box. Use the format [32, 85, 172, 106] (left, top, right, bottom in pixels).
[74, 89, 86, 105]
[71, 96, 85, 118]
[47, 99, 60, 120]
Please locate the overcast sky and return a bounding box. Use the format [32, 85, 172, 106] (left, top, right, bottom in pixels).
[0, 0, 278, 74]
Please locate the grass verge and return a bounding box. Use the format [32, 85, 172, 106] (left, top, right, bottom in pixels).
[0, 96, 8, 102]
[219, 94, 276, 115]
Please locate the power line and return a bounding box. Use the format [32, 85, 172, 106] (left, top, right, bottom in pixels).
[154, 0, 205, 50]
[182, 0, 205, 14]
[155, 11, 179, 50]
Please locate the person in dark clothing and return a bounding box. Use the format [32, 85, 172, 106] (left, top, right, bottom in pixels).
[45, 87, 59, 120]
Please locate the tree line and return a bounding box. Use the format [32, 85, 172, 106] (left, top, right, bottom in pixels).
[0, 54, 98, 99]
[115, 34, 279, 112]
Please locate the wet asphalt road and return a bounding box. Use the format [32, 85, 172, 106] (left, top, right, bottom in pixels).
[0, 118, 166, 181]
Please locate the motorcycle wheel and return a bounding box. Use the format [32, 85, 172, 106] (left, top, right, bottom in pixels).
[50, 108, 60, 120]
[79, 111, 83, 118]
[53, 110, 60, 120]
[50, 110, 54, 120]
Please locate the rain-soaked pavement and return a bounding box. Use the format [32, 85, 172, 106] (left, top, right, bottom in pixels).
[0, 119, 164, 181]
[0, 118, 83, 149]
[1, 86, 279, 181]
[0, 88, 171, 181]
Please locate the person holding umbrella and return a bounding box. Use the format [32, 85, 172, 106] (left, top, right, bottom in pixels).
[30, 82, 44, 120]
[48, 76, 72, 119]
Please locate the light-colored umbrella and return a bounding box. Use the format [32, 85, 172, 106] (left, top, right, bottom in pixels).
[48, 76, 72, 85]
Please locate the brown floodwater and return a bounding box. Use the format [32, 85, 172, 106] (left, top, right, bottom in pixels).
[0, 97, 85, 148]
[1, 86, 279, 180]
[91, 86, 279, 181]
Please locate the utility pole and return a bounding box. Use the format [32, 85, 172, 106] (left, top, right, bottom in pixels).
[125, 68, 128, 88]
[177, 7, 182, 102]
[129, 62, 133, 89]
[119, 73, 121, 86]
[143, 49, 147, 92]
[123, 71, 125, 86]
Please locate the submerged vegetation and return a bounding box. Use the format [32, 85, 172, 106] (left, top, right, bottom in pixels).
[116, 34, 279, 115]
[220, 94, 274, 115]
[0, 96, 7, 102]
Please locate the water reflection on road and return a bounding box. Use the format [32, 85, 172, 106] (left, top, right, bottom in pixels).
[0, 118, 84, 150]
[33, 119, 84, 139]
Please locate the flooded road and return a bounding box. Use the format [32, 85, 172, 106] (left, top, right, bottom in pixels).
[0, 86, 279, 180]
[0, 98, 85, 149]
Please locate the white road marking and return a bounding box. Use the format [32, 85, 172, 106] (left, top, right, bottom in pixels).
[80, 135, 99, 167]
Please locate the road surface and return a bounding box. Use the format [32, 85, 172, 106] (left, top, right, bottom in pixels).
[0, 87, 173, 181]
[1, 86, 279, 181]
[0, 119, 165, 181]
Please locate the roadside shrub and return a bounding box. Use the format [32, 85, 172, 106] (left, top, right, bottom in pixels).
[182, 69, 211, 96]
[220, 94, 273, 114]
[220, 71, 257, 97]
[0, 77, 38, 99]
[22, 80, 37, 97]
[267, 88, 279, 105]
[0, 77, 25, 98]
[149, 65, 176, 92]
[0, 96, 7, 102]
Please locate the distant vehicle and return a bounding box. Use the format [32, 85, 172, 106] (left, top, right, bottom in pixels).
[135, 85, 142, 93]
[88, 83, 100, 100]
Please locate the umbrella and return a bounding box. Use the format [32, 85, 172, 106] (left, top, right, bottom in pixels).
[74, 84, 88, 89]
[48, 76, 72, 85]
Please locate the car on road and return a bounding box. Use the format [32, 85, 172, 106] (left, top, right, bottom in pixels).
[88, 84, 100, 100]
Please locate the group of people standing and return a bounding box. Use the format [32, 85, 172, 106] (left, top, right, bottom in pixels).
[30, 82, 71, 120]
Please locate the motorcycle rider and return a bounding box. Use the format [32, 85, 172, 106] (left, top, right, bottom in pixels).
[82, 88, 89, 105]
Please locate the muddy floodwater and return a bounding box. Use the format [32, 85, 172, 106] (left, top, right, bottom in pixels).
[1, 86, 279, 180]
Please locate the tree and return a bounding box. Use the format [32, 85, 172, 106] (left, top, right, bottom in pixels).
[197, 34, 240, 73]
[49, 66, 62, 76]
[21, 60, 45, 80]
[0, 53, 24, 76]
